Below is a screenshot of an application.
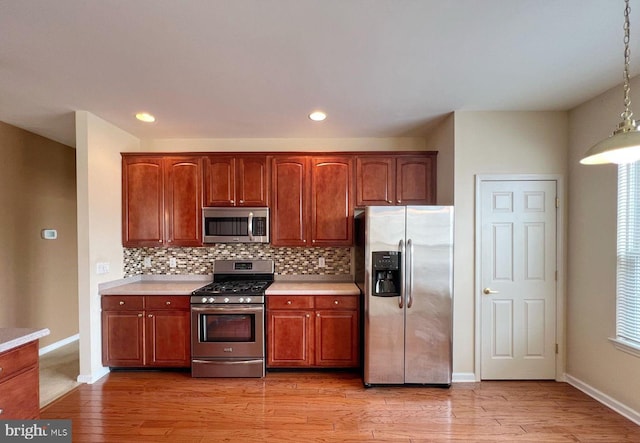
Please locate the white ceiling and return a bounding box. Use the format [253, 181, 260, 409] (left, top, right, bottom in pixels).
[0, 0, 635, 147]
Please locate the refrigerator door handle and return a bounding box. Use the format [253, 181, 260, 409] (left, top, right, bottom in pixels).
[398, 239, 405, 309]
[407, 238, 413, 308]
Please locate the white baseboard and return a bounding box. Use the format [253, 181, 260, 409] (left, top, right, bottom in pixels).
[77, 367, 110, 384]
[39, 333, 79, 356]
[452, 372, 477, 382]
[565, 373, 640, 426]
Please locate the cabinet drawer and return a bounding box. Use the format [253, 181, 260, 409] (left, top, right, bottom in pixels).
[102, 296, 144, 311]
[0, 341, 38, 383]
[145, 295, 190, 310]
[315, 295, 359, 310]
[0, 366, 39, 419]
[267, 295, 314, 309]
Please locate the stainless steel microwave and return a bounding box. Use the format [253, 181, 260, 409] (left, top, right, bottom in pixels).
[202, 207, 269, 244]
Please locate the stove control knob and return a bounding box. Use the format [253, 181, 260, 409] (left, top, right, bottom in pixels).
[208, 297, 215, 303]
[239, 298, 244, 303]
[246, 297, 252, 303]
[201, 297, 207, 303]
[224, 297, 230, 303]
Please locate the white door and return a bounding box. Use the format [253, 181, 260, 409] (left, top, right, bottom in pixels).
[480, 180, 557, 379]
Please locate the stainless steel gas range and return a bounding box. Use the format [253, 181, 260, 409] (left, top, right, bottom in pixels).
[190, 259, 274, 378]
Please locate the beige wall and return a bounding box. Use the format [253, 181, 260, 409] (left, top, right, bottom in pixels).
[424, 113, 454, 205]
[141, 137, 427, 152]
[76, 111, 140, 382]
[567, 77, 640, 413]
[0, 121, 77, 348]
[453, 111, 568, 378]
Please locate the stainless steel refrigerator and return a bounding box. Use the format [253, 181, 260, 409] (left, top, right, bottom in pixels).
[355, 205, 453, 386]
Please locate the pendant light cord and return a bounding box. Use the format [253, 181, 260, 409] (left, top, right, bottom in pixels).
[623, 0, 633, 122]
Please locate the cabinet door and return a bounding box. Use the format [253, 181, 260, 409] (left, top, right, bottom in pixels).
[102, 310, 144, 366]
[396, 155, 437, 205]
[267, 310, 312, 367]
[0, 366, 40, 419]
[271, 157, 309, 246]
[237, 156, 269, 206]
[311, 156, 354, 246]
[165, 156, 202, 246]
[315, 309, 359, 367]
[356, 156, 395, 206]
[203, 156, 235, 206]
[122, 156, 164, 247]
[145, 310, 191, 367]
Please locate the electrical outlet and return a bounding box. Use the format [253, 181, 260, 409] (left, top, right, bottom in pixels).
[318, 257, 326, 268]
[169, 257, 177, 268]
[96, 262, 110, 274]
[143, 257, 151, 268]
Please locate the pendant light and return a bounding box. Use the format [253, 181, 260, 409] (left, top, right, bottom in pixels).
[581, 0, 640, 165]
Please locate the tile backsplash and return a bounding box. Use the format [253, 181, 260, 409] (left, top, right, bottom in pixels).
[123, 244, 352, 277]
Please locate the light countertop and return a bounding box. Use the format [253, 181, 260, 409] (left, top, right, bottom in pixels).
[0, 328, 50, 354]
[266, 282, 360, 296]
[100, 280, 209, 295]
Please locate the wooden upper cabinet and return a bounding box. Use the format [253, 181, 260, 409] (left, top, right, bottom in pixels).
[203, 155, 268, 207]
[396, 155, 436, 205]
[165, 157, 203, 246]
[356, 157, 395, 206]
[311, 156, 354, 246]
[271, 156, 309, 247]
[271, 155, 354, 247]
[122, 156, 164, 247]
[203, 156, 235, 206]
[122, 154, 202, 247]
[356, 153, 437, 206]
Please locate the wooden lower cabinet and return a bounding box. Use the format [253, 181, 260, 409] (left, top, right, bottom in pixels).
[0, 341, 40, 419]
[267, 294, 359, 368]
[102, 295, 190, 368]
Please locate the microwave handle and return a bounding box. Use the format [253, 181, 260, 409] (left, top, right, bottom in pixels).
[248, 211, 254, 241]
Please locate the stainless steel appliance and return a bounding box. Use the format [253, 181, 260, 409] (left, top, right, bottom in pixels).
[355, 206, 454, 386]
[202, 207, 269, 244]
[191, 259, 274, 377]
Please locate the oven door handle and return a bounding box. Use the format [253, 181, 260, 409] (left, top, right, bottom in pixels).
[191, 305, 264, 313]
[192, 359, 264, 365]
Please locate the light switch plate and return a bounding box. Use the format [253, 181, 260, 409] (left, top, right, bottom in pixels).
[41, 229, 57, 240]
[96, 262, 110, 274]
[169, 257, 177, 268]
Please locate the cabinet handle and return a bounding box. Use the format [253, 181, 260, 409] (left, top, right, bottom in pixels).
[316, 313, 320, 317]
[138, 313, 143, 317]
[286, 300, 292, 305]
[0, 408, 3, 415]
[119, 301, 125, 305]
[397, 200, 402, 204]
[239, 200, 244, 204]
[306, 314, 310, 318]
[387, 200, 392, 204]
[230, 200, 235, 204]
[334, 300, 339, 305]
[148, 314, 153, 318]
[165, 301, 171, 305]
[0, 367, 3, 375]
[158, 240, 162, 243]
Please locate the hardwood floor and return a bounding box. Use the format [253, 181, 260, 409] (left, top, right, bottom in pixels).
[41, 371, 640, 442]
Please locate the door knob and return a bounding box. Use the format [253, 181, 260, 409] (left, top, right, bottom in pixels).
[483, 288, 499, 295]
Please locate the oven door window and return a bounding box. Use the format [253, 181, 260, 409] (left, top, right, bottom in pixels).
[200, 313, 255, 343]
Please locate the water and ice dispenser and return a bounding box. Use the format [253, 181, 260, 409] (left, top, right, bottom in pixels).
[372, 251, 401, 296]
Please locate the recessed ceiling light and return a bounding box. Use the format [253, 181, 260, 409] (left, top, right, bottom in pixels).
[135, 112, 156, 123]
[309, 111, 327, 122]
